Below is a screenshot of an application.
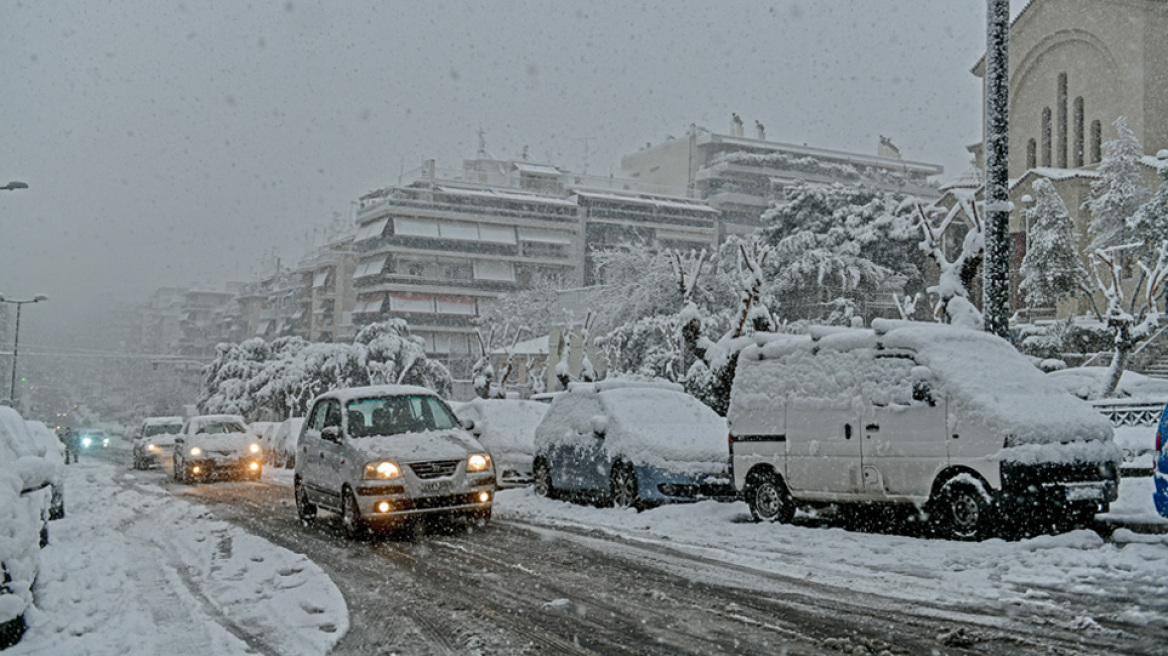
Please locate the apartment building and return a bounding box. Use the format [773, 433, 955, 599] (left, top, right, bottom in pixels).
[349, 157, 718, 378]
[620, 127, 943, 231]
[297, 238, 358, 343]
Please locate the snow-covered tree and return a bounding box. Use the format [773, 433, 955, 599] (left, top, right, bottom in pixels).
[356, 319, 453, 397]
[758, 182, 928, 323]
[1090, 240, 1168, 398]
[1019, 178, 1090, 308]
[917, 195, 985, 329]
[1085, 117, 1147, 253]
[1128, 157, 1168, 268]
[676, 242, 776, 415]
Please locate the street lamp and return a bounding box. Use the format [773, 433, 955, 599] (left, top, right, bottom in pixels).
[0, 294, 49, 405]
[1, 181, 29, 191]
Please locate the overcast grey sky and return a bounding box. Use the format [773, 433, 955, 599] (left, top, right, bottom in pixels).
[1, 0, 995, 345]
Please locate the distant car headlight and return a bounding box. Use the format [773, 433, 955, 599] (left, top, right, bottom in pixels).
[249, 443, 260, 454]
[190, 447, 202, 457]
[82, 437, 92, 447]
[364, 460, 402, 479]
[467, 453, 492, 473]
[102, 438, 110, 447]
[147, 443, 157, 452]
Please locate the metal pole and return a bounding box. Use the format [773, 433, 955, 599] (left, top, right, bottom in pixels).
[984, 0, 1012, 338]
[10, 303, 22, 402]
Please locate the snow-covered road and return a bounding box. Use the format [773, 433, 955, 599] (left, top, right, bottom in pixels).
[11, 446, 1168, 655]
[8, 456, 347, 656]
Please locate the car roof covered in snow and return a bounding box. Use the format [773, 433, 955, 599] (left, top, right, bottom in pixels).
[143, 416, 184, 426]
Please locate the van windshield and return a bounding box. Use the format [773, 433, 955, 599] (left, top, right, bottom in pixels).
[144, 424, 182, 437]
[346, 395, 459, 437]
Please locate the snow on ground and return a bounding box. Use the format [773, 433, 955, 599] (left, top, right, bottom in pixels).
[496, 478, 1168, 631]
[10, 459, 347, 656]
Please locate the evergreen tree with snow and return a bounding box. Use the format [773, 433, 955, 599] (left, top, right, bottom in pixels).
[1128, 158, 1168, 267]
[1085, 117, 1147, 253]
[1019, 178, 1089, 308]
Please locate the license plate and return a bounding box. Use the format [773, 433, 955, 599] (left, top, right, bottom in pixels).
[1065, 483, 1104, 502]
[420, 480, 451, 494]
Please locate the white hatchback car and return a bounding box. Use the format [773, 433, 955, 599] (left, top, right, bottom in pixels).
[132, 416, 184, 470]
[172, 415, 263, 484]
[294, 385, 495, 537]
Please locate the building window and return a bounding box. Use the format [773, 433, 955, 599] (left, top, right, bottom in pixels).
[1057, 73, 1068, 168]
[1041, 107, 1052, 167]
[1091, 120, 1102, 164]
[1073, 97, 1084, 167]
[1027, 139, 1037, 169]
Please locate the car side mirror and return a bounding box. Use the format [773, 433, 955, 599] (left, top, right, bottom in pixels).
[460, 418, 477, 432]
[321, 426, 342, 443]
[590, 416, 608, 439]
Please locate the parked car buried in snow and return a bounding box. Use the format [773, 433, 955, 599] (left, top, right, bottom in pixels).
[532, 381, 735, 509]
[294, 385, 495, 537]
[172, 415, 262, 484]
[0, 407, 57, 649]
[453, 398, 548, 488]
[271, 417, 304, 468]
[1154, 400, 1168, 519]
[24, 420, 66, 520]
[132, 416, 185, 470]
[728, 320, 1122, 541]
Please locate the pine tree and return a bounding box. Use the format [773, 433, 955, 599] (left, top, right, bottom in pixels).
[1019, 178, 1089, 307]
[1085, 117, 1146, 252]
[1128, 159, 1168, 267]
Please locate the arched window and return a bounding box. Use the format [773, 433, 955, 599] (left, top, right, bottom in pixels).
[1027, 139, 1037, 169]
[1073, 97, 1085, 167]
[1041, 107, 1053, 167]
[1057, 73, 1068, 168]
[1091, 120, 1102, 164]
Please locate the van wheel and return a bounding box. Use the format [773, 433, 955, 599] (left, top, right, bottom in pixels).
[747, 471, 795, 523]
[294, 477, 317, 526]
[932, 479, 993, 541]
[341, 488, 366, 539]
[533, 459, 554, 498]
[610, 463, 640, 510]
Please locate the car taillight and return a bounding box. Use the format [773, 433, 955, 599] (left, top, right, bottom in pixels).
[1157, 430, 1163, 453]
[727, 432, 734, 456]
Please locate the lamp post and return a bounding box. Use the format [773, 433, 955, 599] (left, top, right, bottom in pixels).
[0, 294, 49, 404]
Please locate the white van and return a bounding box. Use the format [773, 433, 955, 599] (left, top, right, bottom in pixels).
[728, 320, 1121, 540]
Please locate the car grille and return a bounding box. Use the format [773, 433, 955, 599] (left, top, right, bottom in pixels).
[409, 459, 460, 479]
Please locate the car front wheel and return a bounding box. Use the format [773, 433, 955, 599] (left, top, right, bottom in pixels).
[610, 463, 640, 510]
[932, 478, 994, 541]
[294, 477, 316, 526]
[533, 459, 554, 498]
[747, 470, 796, 523]
[341, 488, 365, 539]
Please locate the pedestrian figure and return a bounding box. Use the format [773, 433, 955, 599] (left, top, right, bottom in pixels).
[62, 427, 80, 464]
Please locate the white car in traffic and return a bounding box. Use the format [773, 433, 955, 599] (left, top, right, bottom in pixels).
[173, 415, 263, 484]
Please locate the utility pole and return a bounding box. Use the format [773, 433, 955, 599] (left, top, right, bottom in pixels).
[572, 136, 595, 175]
[983, 0, 1011, 338]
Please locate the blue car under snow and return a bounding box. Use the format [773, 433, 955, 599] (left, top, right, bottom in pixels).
[532, 381, 735, 509]
[1154, 401, 1168, 518]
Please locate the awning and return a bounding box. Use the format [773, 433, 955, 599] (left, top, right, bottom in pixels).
[518, 227, 572, 244]
[255, 320, 271, 335]
[514, 162, 562, 176]
[354, 294, 385, 314]
[355, 218, 388, 241]
[312, 271, 329, 289]
[354, 255, 387, 279]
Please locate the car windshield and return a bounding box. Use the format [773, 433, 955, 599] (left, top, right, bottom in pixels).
[144, 424, 182, 437]
[345, 396, 459, 437]
[195, 421, 247, 434]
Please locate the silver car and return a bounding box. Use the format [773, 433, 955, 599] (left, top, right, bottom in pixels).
[132, 416, 184, 470]
[294, 385, 495, 537]
[172, 415, 263, 484]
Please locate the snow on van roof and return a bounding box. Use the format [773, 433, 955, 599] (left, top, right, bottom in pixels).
[316, 384, 441, 405]
[566, 379, 684, 394]
[143, 416, 184, 426]
[736, 321, 1115, 454]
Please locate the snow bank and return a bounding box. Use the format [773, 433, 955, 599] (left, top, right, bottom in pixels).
[11, 461, 347, 655]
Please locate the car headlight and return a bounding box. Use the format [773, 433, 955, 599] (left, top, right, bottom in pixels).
[249, 443, 260, 454]
[147, 443, 157, 452]
[467, 453, 492, 473]
[82, 437, 92, 447]
[364, 460, 402, 479]
[190, 447, 202, 457]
